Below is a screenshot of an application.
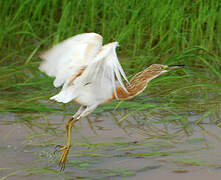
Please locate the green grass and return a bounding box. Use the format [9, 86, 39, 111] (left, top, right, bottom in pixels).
[0, 0, 220, 117]
[0, 1, 220, 178]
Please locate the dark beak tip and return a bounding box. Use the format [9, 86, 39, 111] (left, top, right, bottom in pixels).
[168, 65, 185, 67]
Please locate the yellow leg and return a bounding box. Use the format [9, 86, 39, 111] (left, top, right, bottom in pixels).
[55, 117, 79, 171]
[54, 105, 97, 171]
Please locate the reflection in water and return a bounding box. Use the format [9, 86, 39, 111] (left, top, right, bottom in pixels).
[0, 111, 221, 180]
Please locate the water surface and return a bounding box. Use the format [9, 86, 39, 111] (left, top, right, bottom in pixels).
[0, 112, 221, 180]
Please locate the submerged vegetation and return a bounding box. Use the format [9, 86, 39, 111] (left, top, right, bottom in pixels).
[0, 0, 220, 179]
[0, 0, 220, 116]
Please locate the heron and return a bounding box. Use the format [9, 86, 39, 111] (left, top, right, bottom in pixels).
[39, 32, 183, 170]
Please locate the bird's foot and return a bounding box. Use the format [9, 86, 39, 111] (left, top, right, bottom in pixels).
[54, 145, 70, 171]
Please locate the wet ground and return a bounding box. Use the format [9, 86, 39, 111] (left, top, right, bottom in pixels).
[1, 112, 221, 180]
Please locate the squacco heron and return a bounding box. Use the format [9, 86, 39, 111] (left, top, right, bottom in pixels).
[39, 32, 183, 170]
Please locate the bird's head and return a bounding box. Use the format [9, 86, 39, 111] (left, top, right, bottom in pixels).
[145, 64, 184, 73]
[143, 64, 184, 77]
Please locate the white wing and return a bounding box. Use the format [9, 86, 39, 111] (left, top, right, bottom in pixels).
[78, 42, 129, 99]
[39, 33, 103, 87]
[49, 42, 129, 103]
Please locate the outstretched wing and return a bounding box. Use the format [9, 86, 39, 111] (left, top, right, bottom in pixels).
[39, 33, 103, 87]
[49, 42, 129, 103]
[78, 42, 129, 99]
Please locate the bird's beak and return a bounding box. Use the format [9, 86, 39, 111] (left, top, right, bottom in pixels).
[164, 65, 185, 71]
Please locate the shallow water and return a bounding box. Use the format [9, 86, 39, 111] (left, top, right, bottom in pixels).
[0, 112, 221, 180]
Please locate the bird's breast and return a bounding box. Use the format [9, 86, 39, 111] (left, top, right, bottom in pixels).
[72, 83, 114, 106]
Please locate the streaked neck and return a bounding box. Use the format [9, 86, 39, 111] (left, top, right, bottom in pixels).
[115, 68, 164, 100]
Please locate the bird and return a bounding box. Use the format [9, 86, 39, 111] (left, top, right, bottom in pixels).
[39, 32, 183, 170]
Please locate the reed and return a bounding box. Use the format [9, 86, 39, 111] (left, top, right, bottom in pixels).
[0, 0, 220, 116]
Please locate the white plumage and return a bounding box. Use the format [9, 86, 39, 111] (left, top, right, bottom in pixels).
[39, 33, 128, 114]
[39, 33, 103, 87]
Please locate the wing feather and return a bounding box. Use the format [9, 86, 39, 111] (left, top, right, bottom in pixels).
[39, 33, 103, 87]
[78, 42, 129, 99]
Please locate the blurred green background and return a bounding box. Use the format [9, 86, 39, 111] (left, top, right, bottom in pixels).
[0, 0, 220, 117]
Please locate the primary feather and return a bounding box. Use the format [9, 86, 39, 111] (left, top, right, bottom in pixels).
[39, 33, 128, 104]
[78, 42, 129, 99]
[39, 33, 103, 87]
